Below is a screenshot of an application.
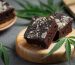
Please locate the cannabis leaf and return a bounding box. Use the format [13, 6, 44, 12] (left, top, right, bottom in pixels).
[15, 0, 61, 20]
[47, 0, 53, 5]
[15, 0, 27, 9]
[0, 43, 9, 65]
[69, 36, 75, 39]
[47, 38, 66, 56]
[46, 36, 75, 63]
[65, 39, 71, 61]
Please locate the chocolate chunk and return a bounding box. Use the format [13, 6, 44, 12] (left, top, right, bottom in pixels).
[24, 16, 58, 48]
[53, 13, 73, 40]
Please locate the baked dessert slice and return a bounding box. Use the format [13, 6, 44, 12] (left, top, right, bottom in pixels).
[53, 13, 73, 40]
[24, 16, 58, 48]
[0, 0, 15, 24]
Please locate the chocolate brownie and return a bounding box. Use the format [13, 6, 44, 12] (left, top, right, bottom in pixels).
[0, 0, 15, 23]
[24, 16, 58, 48]
[53, 13, 73, 40]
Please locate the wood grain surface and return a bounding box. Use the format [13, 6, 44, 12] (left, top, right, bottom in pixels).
[63, 0, 75, 17]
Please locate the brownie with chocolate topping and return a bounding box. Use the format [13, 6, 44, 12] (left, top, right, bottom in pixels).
[53, 13, 73, 40]
[24, 16, 58, 48]
[0, 0, 15, 23]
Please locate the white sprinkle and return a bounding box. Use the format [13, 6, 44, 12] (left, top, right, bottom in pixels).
[55, 19, 60, 23]
[50, 16, 54, 19]
[0, 1, 7, 12]
[41, 32, 47, 38]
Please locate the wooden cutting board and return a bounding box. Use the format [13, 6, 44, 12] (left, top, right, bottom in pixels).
[63, 0, 75, 17]
[0, 12, 17, 31]
[16, 28, 75, 63]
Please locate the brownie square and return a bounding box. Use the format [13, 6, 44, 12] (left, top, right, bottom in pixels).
[0, 0, 15, 23]
[53, 13, 73, 40]
[24, 16, 58, 48]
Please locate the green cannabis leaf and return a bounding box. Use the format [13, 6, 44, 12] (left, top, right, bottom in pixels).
[47, 36, 75, 63]
[0, 43, 9, 65]
[69, 36, 75, 39]
[47, 37, 66, 56]
[16, 0, 61, 20]
[15, 0, 26, 9]
[47, 0, 53, 5]
[65, 39, 71, 61]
